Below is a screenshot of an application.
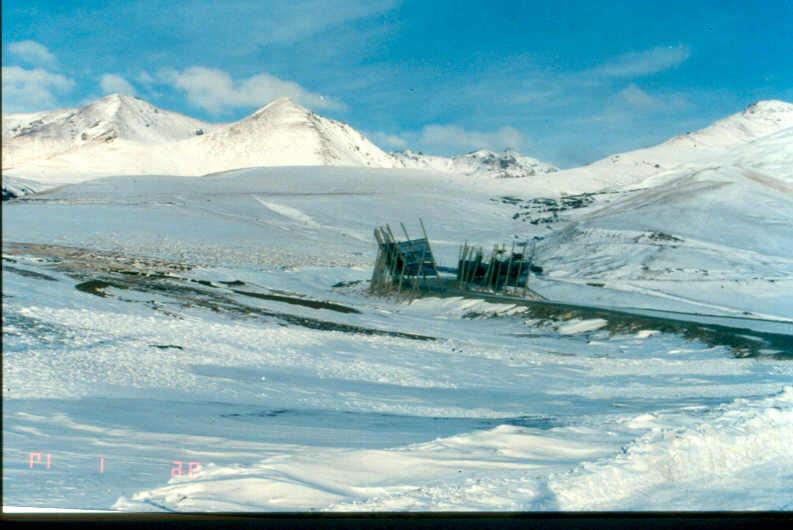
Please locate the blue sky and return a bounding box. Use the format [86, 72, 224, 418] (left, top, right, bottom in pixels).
[3, 0, 793, 167]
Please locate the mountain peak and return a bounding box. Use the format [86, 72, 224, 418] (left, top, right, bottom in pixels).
[2, 93, 210, 158]
[94, 93, 145, 107]
[691, 98, 793, 144]
[393, 147, 558, 178]
[85, 94, 162, 120]
[744, 99, 793, 116]
[250, 96, 309, 118]
[466, 149, 497, 157]
[270, 96, 296, 106]
[100, 92, 134, 101]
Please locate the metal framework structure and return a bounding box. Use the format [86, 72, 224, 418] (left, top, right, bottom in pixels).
[370, 219, 439, 295]
[456, 240, 536, 296]
[370, 219, 541, 300]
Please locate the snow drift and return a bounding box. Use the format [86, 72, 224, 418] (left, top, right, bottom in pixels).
[110, 388, 793, 511]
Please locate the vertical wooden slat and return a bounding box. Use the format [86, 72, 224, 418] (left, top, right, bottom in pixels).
[419, 218, 440, 277]
[504, 240, 515, 291]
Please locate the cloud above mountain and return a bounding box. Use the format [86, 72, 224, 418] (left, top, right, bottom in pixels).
[586, 45, 690, 79]
[100, 74, 136, 96]
[4, 1, 791, 167]
[7, 39, 57, 67]
[2, 40, 75, 112]
[419, 125, 527, 152]
[2, 65, 75, 112]
[157, 67, 344, 115]
[370, 124, 528, 155]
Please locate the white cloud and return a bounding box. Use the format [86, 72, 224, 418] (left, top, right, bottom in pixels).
[588, 45, 690, 78]
[419, 124, 527, 153]
[7, 40, 57, 67]
[250, 0, 398, 45]
[136, 70, 155, 86]
[618, 84, 662, 109]
[617, 84, 691, 113]
[158, 66, 343, 114]
[100, 74, 136, 96]
[371, 124, 529, 155]
[367, 131, 408, 150]
[2, 66, 75, 112]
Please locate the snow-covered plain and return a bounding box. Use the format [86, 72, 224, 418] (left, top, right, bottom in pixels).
[3, 165, 793, 512]
[3, 99, 793, 512]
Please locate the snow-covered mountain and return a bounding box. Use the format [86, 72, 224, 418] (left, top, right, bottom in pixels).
[167, 97, 398, 174]
[541, 99, 793, 194]
[532, 116, 793, 318]
[2, 96, 399, 184]
[393, 148, 559, 178]
[4, 95, 792, 199]
[2, 95, 562, 189]
[1, 96, 397, 185]
[2, 94, 212, 168]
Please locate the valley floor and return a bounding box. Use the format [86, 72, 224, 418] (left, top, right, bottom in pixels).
[3, 168, 792, 511]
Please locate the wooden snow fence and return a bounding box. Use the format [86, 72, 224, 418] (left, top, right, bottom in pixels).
[369, 220, 541, 300]
[457, 239, 536, 296]
[370, 220, 439, 296]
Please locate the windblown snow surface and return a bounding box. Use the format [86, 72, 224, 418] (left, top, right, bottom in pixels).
[3, 101, 793, 512]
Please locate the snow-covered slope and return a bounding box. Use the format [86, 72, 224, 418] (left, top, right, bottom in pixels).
[4, 163, 793, 510]
[393, 149, 559, 179]
[533, 125, 793, 317]
[391, 101, 792, 191]
[1, 175, 47, 200]
[528, 100, 793, 194]
[5, 105, 793, 511]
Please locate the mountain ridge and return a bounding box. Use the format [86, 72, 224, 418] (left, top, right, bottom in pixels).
[2, 94, 212, 167]
[530, 99, 793, 194]
[393, 148, 559, 179]
[1, 94, 563, 185]
[3, 95, 792, 196]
